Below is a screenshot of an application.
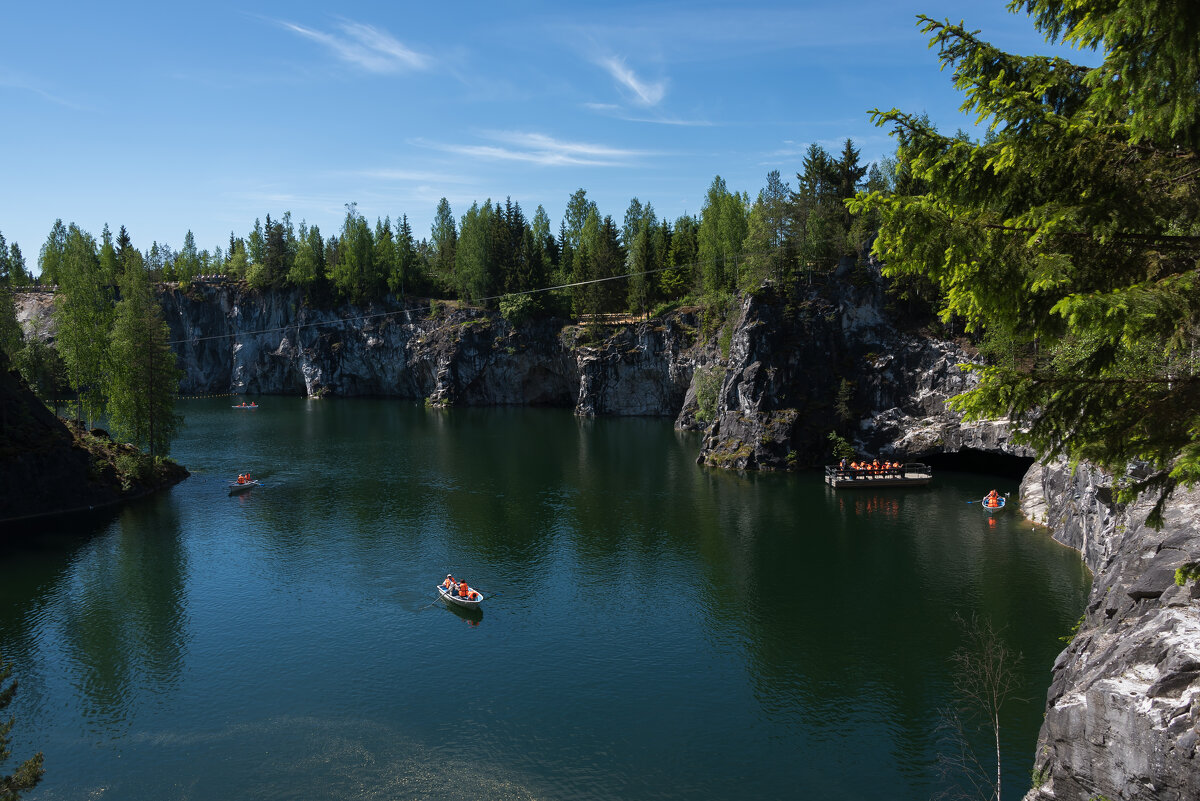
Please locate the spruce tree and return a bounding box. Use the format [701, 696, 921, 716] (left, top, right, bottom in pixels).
[430, 198, 458, 291]
[852, 0, 1200, 523]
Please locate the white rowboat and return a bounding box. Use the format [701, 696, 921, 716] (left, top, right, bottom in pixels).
[229, 480, 261, 494]
[438, 584, 483, 610]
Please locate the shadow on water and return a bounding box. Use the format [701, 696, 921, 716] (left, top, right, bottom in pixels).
[439, 598, 484, 626]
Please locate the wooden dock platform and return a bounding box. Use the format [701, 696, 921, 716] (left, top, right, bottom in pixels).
[824, 462, 932, 488]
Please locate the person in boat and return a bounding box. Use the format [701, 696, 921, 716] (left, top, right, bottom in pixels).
[443, 574, 456, 591]
[985, 489, 1000, 507]
[237, 474, 247, 484]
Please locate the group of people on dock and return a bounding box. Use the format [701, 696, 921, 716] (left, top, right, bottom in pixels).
[837, 458, 905, 478]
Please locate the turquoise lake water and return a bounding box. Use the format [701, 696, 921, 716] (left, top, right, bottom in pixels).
[0, 397, 1090, 800]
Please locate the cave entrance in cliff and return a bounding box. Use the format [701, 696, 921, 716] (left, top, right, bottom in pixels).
[920, 449, 1034, 480]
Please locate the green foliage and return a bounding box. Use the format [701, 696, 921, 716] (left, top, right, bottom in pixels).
[51, 223, 112, 426]
[0, 286, 21, 366]
[114, 451, 150, 491]
[827, 431, 856, 461]
[826, 430, 847, 461]
[106, 261, 182, 458]
[717, 322, 733, 361]
[1174, 562, 1200, 587]
[0, 659, 45, 800]
[1059, 613, 1086, 643]
[698, 176, 750, 295]
[454, 201, 496, 303]
[11, 339, 65, 407]
[835, 378, 855, 423]
[693, 366, 723, 423]
[853, 2, 1200, 526]
[498, 293, 539, 327]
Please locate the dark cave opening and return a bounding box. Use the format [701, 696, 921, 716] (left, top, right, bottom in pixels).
[920, 449, 1035, 480]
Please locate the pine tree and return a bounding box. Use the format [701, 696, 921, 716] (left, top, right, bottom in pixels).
[8, 243, 28, 286]
[116, 225, 134, 271]
[430, 198, 458, 291]
[393, 215, 418, 298]
[178, 230, 201, 283]
[662, 215, 698, 298]
[852, 1, 1200, 524]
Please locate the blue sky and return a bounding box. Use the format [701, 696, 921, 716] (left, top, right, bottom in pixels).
[1, 1, 1094, 269]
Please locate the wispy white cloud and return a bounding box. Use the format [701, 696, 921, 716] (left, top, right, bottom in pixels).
[279, 18, 429, 73]
[415, 131, 653, 167]
[0, 68, 84, 110]
[585, 102, 713, 127]
[597, 56, 665, 106]
[350, 168, 471, 184]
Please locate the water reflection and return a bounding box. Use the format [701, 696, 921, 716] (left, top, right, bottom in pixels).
[0, 398, 1090, 801]
[59, 498, 187, 731]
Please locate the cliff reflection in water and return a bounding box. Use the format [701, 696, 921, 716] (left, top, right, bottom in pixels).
[0, 398, 1090, 801]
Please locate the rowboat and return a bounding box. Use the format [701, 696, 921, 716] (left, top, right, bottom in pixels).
[229, 479, 261, 494]
[232, 403, 258, 409]
[438, 583, 483, 610]
[981, 496, 1006, 513]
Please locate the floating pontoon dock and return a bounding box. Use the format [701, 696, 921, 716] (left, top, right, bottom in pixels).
[824, 462, 933, 488]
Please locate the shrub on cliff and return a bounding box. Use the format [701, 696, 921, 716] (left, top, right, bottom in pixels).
[498, 293, 540, 328]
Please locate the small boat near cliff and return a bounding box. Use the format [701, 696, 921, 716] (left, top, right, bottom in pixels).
[232, 402, 258, 409]
[438, 583, 483, 610]
[228, 479, 261, 494]
[981, 495, 1006, 513]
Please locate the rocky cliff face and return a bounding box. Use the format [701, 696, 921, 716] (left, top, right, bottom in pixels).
[697, 276, 1030, 469]
[1021, 462, 1200, 801]
[157, 284, 699, 417]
